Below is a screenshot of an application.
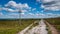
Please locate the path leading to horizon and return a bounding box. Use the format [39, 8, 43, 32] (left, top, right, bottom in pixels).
[25, 19, 48, 34]
[18, 19, 58, 34]
[18, 23, 33, 34]
[18, 20, 39, 34]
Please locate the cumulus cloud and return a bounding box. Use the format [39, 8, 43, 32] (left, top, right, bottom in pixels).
[41, 0, 60, 11]
[21, 10, 28, 12]
[20, 13, 25, 15]
[42, 0, 55, 3]
[5, 1, 31, 9]
[36, 0, 41, 2]
[45, 13, 60, 18]
[7, 13, 19, 16]
[0, 0, 60, 18]
[29, 13, 34, 16]
[0, 8, 2, 11]
[32, 8, 36, 11]
[0, 1, 31, 13]
[36, 13, 45, 16]
[5, 1, 17, 7]
[20, 12, 60, 18]
[0, 12, 3, 16]
[0, 1, 31, 19]
[2, 8, 19, 12]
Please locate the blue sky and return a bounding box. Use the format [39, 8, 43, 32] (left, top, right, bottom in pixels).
[0, 0, 60, 19]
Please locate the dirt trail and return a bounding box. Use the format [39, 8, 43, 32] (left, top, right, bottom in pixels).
[45, 21, 58, 34]
[18, 19, 59, 34]
[18, 20, 39, 34]
[25, 19, 48, 34]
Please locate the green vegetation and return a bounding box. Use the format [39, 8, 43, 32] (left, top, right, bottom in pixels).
[45, 18, 60, 33]
[0, 19, 38, 34]
[46, 23, 52, 34]
[29, 20, 39, 30]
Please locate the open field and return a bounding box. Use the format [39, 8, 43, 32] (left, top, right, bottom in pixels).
[0, 18, 60, 34]
[0, 19, 39, 34]
[45, 18, 60, 34]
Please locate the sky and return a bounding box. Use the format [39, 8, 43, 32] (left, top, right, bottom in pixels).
[0, 0, 60, 19]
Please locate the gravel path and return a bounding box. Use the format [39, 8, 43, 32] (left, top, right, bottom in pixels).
[18, 20, 39, 34]
[25, 19, 48, 34]
[18, 24, 33, 34]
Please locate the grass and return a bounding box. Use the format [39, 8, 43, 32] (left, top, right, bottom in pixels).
[0, 19, 38, 34]
[29, 20, 39, 30]
[45, 18, 60, 25]
[0, 20, 19, 34]
[46, 23, 52, 34]
[45, 18, 60, 33]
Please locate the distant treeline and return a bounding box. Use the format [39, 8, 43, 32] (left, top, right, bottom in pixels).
[0, 17, 60, 21]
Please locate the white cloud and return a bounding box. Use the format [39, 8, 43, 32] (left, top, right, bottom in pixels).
[21, 10, 27, 12]
[32, 8, 36, 11]
[0, 1, 31, 13]
[0, 1, 32, 19]
[21, 12, 60, 18]
[45, 13, 60, 18]
[2, 8, 19, 12]
[20, 13, 25, 15]
[29, 13, 34, 15]
[0, 0, 60, 18]
[0, 8, 2, 11]
[36, 0, 41, 2]
[42, 0, 55, 3]
[5, 1, 17, 7]
[46, 13, 55, 16]
[36, 13, 40, 16]
[7, 13, 19, 16]
[0, 12, 3, 16]
[46, 13, 53, 15]
[5, 1, 31, 9]
[41, 5, 45, 8]
[41, 0, 60, 11]
[34, 13, 45, 16]
[0, 13, 19, 19]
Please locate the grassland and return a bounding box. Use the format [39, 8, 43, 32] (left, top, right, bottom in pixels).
[1, 18, 60, 34]
[45, 18, 60, 33]
[0, 19, 38, 34]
